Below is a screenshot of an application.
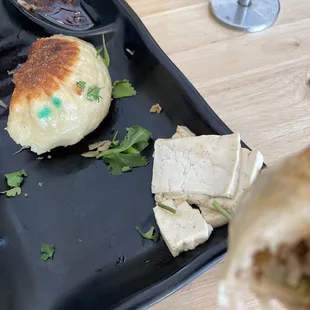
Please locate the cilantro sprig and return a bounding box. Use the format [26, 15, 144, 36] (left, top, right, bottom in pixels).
[112, 80, 137, 99]
[40, 242, 55, 262]
[136, 226, 159, 241]
[97, 125, 152, 175]
[0, 169, 27, 197]
[76, 81, 103, 102]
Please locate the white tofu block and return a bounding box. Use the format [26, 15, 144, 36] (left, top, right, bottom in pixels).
[152, 134, 241, 198]
[196, 148, 264, 227]
[155, 127, 264, 228]
[153, 200, 213, 257]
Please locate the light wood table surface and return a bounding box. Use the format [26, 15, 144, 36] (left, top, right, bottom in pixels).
[126, 0, 310, 308]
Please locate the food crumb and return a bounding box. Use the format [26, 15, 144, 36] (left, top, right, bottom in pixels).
[47, 155, 52, 159]
[24, 193, 28, 198]
[150, 103, 162, 114]
[0, 100, 7, 109]
[38, 182, 43, 187]
[115, 254, 127, 266]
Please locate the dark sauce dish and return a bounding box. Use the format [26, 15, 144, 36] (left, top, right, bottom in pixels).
[0, 0, 234, 309]
[8, 0, 118, 36]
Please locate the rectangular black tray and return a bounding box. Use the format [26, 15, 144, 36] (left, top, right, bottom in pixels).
[0, 0, 232, 309]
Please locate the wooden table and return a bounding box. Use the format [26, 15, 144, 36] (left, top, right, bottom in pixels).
[126, 0, 310, 308]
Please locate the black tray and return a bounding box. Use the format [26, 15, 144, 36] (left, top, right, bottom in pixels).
[0, 1, 232, 309]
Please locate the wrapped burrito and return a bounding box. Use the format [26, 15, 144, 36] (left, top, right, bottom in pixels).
[218, 147, 310, 310]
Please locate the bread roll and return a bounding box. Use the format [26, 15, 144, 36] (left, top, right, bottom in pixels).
[219, 147, 310, 310]
[7, 35, 112, 155]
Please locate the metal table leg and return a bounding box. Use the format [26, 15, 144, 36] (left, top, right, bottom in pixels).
[209, 0, 280, 33]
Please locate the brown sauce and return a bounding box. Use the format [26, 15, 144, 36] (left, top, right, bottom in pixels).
[17, 0, 93, 29]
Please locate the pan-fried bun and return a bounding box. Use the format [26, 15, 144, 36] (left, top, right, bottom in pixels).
[7, 34, 112, 155]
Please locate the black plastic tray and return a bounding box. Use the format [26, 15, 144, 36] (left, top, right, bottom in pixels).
[0, 1, 232, 309]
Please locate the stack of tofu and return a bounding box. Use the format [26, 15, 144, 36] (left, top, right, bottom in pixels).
[151, 126, 264, 257]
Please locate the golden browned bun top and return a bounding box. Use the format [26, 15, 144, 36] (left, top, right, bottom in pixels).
[11, 37, 80, 109]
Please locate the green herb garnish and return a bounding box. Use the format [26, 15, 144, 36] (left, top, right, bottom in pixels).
[104, 153, 149, 175]
[5, 169, 27, 187]
[96, 34, 110, 68]
[40, 242, 55, 262]
[121, 166, 132, 173]
[136, 226, 159, 241]
[86, 86, 102, 102]
[0, 169, 27, 197]
[97, 125, 152, 175]
[1, 187, 22, 197]
[110, 131, 120, 148]
[112, 79, 137, 99]
[211, 200, 233, 221]
[158, 202, 177, 214]
[96, 48, 103, 58]
[76, 81, 86, 90]
[101, 34, 110, 67]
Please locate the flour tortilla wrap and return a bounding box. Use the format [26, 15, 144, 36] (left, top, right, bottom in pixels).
[218, 147, 310, 310]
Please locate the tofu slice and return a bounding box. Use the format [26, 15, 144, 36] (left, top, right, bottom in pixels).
[153, 200, 213, 257]
[195, 148, 264, 227]
[152, 134, 241, 198]
[155, 126, 263, 228]
[172, 125, 195, 139]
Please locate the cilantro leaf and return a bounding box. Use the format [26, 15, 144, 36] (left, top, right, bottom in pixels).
[103, 152, 148, 168]
[108, 162, 122, 175]
[98, 126, 151, 155]
[97, 125, 152, 174]
[0, 187, 21, 197]
[5, 169, 27, 187]
[136, 226, 159, 241]
[1, 169, 27, 198]
[121, 166, 132, 173]
[112, 80, 137, 99]
[120, 126, 152, 153]
[76, 81, 86, 90]
[40, 242, 55, 262]
[87, 86, 102, 102]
